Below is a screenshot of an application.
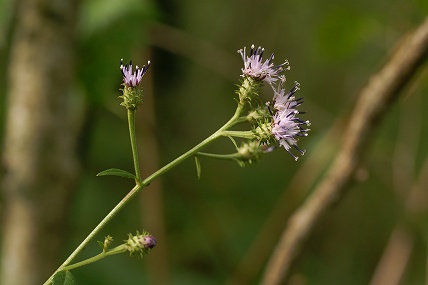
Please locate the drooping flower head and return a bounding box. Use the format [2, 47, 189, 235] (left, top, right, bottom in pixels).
[120, 59, 151, 87]
[271, 82, 310, 161]
[238, 45, 289, 85]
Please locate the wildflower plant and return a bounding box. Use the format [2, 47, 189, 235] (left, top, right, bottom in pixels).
[45, 45, 310, 285]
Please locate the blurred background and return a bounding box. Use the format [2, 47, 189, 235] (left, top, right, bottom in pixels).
[1, 0, 428, 284]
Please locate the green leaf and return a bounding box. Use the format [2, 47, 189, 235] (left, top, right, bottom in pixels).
[96, 168, 136, 179]
[195, 157, 202, 179]
[52, 271, 76, 285]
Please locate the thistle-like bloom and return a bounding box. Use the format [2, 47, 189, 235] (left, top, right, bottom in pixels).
[238, 45, 289, 85]
[119, 59, 151, 110]
[271, 82, 310, 161]
[120, 59, 151, 87]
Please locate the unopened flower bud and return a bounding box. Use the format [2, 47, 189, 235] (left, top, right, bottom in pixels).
[253, 121, 275, 144]
[236, 140, 270, 166]
[125, 231, 157, 257]
[97, 235, 113, 251]
[236, 76, 262, 103]
[104, 235, 113, 248]
[247, 105, 271, 122]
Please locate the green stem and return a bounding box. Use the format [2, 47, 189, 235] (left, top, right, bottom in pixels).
[43, 104, 245, 285]
[62, 245, 127, 272]
[221, 130, 255, 139]
[128, 109, 142, 182]
[234, 116, 252, 125]
[140, 104, 245, 185]
[197, 152, 240, 161]
[43, 184, 142, 285]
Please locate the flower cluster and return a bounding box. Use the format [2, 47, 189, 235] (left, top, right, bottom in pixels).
[271, 82, 310, 160]
[239, 45, 310, 160]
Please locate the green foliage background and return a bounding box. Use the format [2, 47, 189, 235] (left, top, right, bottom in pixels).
[1, 0, 428, 284]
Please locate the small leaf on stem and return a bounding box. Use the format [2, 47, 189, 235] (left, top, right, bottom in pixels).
[96, 168, 136, 179]
[195, 157, 202, 179]
[52, 271, 76, 285]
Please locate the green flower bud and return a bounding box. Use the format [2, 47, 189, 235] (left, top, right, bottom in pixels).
[246, 105, 272, 122]
[236, 77, 262, 104]
[236, 140, 272, 166]
[125, 231, 157, 258]
[253, 121, 275, 145]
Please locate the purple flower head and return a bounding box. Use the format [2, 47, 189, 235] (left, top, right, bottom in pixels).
[139, 235, 157, 249]
[120, 59, 151, 87]
[271, 82, 310, 161]
[238, 45, 289, 85]
[125, 231, 157, 257]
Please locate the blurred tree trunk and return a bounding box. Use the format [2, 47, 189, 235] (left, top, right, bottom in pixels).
[1, 0, 79, 284]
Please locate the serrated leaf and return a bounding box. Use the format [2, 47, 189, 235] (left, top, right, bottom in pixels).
[96, 168, 136, 179]
[195, 157, 201, 179]
[52, 271, 76, 285]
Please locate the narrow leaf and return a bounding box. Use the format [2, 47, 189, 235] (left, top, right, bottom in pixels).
[195, 157, 202, 179]
[96, 168, 136, 179]
[52, 271, 76, 285]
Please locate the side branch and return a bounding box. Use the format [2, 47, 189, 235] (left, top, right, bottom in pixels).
[260, 16, 428, 285]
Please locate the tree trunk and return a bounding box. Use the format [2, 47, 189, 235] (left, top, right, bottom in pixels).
[1, 0, 79, 284]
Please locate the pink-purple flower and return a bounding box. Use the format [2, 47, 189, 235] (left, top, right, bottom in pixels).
[238, 45, 289, 85]
[120, 59, 151, 87]
[237, 45, 310, 160]
[271, 82, 310, 161]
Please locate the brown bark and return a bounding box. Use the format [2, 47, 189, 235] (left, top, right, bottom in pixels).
[1, 0, 79, 284]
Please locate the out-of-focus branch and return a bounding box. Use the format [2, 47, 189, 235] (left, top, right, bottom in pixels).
[149, 22, 239, 81]
[225, 123, 341, 285]
[260, 16, 428, 285]
[368, 226, 414, 285]
[367, 77, 424, 285]
[369, 138, 428, 285]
